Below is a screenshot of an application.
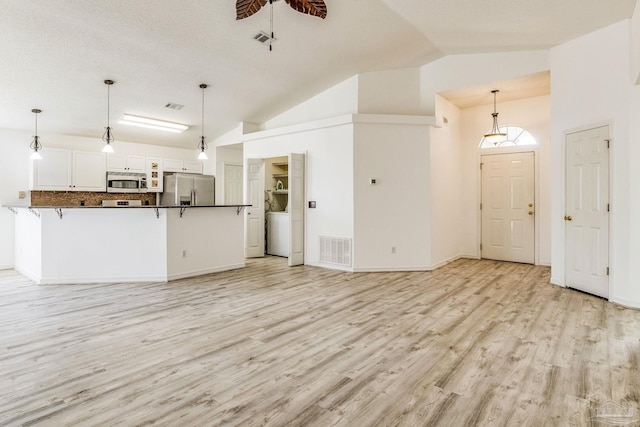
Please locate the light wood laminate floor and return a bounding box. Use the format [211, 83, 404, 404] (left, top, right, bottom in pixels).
[1, 258, 639, 426]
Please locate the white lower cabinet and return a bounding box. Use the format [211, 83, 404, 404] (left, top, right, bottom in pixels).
[31, 148, 105, 191]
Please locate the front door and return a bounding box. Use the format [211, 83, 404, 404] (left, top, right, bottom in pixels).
[565, 126, 609, 298]
[481, 152, 535, 264]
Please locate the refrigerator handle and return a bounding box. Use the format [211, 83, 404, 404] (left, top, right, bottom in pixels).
[192, 189, 196, 206]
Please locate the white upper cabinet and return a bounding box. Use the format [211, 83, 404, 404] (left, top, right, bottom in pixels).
[31, 148, 105, 191]
[163, 158, 202, 174]
[106, 154, 146, 172]
[73, 151, 106, 191]
[31, 148, 72, 191]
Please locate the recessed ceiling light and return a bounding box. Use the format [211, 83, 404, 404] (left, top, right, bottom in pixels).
[118, 114, 189, 133]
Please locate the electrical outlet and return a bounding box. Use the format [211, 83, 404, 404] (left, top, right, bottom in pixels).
[18, 191, 26, 199]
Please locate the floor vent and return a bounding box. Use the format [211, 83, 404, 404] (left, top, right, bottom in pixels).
[319, 236, 352, 267]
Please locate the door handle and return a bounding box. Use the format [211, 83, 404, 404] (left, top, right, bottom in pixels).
[564, 215, 572, 221]
[528, 211, 534, 216]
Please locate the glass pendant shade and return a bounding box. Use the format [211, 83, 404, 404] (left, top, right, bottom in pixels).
[484, 90, 507, 145]
[198, 136, 208, 160]
[30, 109, 43, 159]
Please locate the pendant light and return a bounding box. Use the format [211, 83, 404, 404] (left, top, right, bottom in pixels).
[102, 79, 115, 153]
[484, 89, 507, 145]
[30, 108, 43, 160]
[197, 83, 208, 160]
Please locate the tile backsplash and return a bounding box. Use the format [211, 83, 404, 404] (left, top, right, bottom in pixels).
[30, 191, 157, 207]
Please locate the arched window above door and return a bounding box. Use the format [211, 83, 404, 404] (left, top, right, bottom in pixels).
[479, 126, 536, 148]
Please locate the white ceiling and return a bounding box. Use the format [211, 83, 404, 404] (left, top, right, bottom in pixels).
[0, 0, 636, 149]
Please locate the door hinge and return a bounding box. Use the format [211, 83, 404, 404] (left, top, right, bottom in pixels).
[480, 203, 483, 210]
[480, 243, 482, 250]
[605, 139, 610, 149]
[606, 267, 610, 276]
[607, 203, 610, 212]
[480, 163, 483, 170]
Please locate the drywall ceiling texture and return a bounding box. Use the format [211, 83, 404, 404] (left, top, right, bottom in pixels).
[0, 0, 635, 148]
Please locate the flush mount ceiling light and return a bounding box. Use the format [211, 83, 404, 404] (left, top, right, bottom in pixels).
[237, 0, 327, 51]
[484, 89, 508, 145]
[30, 108, 43, 160]
[197, 84, 208, 160]
[118, 114, 189, 133]
[102, 79, 115, 153]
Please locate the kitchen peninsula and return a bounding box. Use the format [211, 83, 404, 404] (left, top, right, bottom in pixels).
[8, 204, 248, 284]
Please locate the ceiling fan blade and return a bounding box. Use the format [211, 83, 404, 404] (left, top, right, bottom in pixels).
[236, 0, 268, 20]
[284, 0, 327, 19]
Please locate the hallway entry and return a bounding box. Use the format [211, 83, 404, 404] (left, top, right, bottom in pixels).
[481, 152, 535, 264]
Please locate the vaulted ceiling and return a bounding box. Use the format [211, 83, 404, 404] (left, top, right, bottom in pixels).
[0, 0, 635, 148]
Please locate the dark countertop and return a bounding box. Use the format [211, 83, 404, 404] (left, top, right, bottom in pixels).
[3, 204, 251, 209]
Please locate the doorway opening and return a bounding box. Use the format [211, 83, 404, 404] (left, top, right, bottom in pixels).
[245, 154, 305, 266]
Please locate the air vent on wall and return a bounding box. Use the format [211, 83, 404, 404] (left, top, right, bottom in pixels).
[253, 31, 276, 46]
[164, 103, 184, 110]
[319, 236, 352, 267]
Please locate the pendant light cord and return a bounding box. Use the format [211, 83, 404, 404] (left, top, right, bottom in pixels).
[270, 0, 274, 51]
[201, 86, 205, 137]
[107, 83, 110, 127]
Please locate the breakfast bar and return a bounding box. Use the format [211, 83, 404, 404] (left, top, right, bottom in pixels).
[8, 204, 248, 284]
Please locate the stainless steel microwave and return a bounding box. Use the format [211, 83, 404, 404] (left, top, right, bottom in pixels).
[106, 172, 148, 193]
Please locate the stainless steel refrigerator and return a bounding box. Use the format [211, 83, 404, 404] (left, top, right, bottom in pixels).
[160, 173, 215, 206]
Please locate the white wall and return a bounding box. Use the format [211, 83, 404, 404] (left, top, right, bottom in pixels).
[0, 129, 30, 269]
[429, 95, 463, 268]
[550, 20, 635, 306]
[630, 7, 640, 310]
[460, 95, 551, 265]
[0, 128, 215, 270]
[242, 120, 355, 267]
[353, 120, 431, 271]
[264, 76, 360, 130]
[358, 68, 424, 115]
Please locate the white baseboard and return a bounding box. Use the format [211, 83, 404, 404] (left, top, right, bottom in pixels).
[609, 296, 640, 310]
[352, 266, 432, 273]
[167, 263, 246, 281]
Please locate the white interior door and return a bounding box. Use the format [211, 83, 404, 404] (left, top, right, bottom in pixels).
[224, 164, 243, 205]
[565, 126, 609, 298]
[288, 153, 305, 266]
[245, 159, 265, 258]
[481, 152, 535, 264]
